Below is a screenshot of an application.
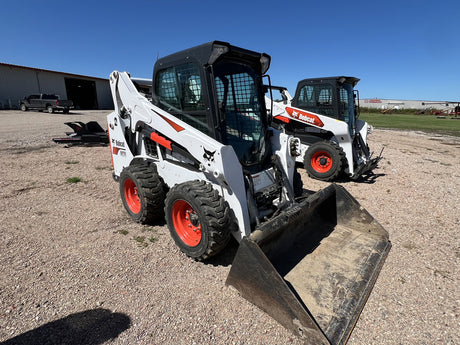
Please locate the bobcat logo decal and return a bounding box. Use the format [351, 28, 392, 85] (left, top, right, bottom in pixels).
[203, 148, 216, 162]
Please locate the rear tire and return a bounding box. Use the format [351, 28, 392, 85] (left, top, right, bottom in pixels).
[165, 180, 232, 261]
[119, 163, 166, 224]
[47, 106, 54, 114]
[20, 104, 27, 111]
[304, 141, 344, 181]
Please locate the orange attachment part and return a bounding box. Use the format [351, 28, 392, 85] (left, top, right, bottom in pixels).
[274, 115, 290, 123]
[150, 132, 172, 150]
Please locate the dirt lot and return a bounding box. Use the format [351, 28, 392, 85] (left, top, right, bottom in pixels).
[0, 110, 459, 345]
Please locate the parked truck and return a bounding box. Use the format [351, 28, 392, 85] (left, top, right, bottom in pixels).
[19, 94, 74, 113]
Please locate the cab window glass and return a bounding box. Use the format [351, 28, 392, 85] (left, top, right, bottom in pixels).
[340, 88, 350, 122]
[298, 85, 315, 106]
[214, 61, 266, 166]
[297, 84, 334, 116]
[156, 63, 208, 133]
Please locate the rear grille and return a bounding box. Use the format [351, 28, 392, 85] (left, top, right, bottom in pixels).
[144, 137, 158, 157]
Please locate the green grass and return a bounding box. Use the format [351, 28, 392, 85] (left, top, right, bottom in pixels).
[114, 227, 159, 248]
[132, 235, 148, 248]
[66, 177, 83, 183]
[359, 112, 460, 137]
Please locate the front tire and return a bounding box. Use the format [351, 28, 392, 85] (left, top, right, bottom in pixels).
[304, 141, 344, 181]
[20, 104, 27, 111]
[119, 163, 166, 224]
[165, 180, 232, 260]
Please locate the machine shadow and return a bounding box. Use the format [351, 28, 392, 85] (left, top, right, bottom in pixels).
[320, 171, 386, 184]
[207, 238, 239, 267]
[347, 172, 386, 184]
[0, 308, 131, 345]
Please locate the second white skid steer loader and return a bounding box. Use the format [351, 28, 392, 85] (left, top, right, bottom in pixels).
[266, 78, 382, 181]
[107, 41, 391, 345]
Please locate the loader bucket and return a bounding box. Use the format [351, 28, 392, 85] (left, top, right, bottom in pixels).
[226, 184, 391, 345]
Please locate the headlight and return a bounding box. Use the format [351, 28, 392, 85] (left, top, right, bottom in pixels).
[289, 137, 301, 157]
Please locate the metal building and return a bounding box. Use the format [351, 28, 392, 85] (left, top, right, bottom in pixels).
[0, 63, 113, 110]
[360, 98, 459, 112]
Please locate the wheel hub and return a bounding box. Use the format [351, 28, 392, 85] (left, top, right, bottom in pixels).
[187, 210, 200, 228]
[319, 157, 328, 166]
[124, 178, 141, 214]
[172, 200, 202, 246]
[311, 150, 333, 173]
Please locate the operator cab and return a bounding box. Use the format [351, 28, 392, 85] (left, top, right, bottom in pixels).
[291, 76, 360, 135]
[152, 41, 271, 171]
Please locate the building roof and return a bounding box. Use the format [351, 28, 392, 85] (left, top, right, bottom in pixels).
[0, 62, 109, 82]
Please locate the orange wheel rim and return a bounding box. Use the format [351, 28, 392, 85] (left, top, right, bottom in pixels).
[311, 150, 332, 173]
[124, 178, 141, 214]
[172, 200, 202, 247]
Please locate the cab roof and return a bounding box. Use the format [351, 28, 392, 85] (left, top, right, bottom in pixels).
[298, 76, 360, 87]
[153, 41, 271, 75]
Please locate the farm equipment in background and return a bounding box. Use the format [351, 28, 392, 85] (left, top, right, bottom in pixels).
[266, 77, 382, 181]
[52, 121, 108, 145]
[430, 107, 460, 118]
[107, 41, 391, 344]
[431, 109, 449, 118]
[421, 101, 460, 118]
[380, 107, 393, 114]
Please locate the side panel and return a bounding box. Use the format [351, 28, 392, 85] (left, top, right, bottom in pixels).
[107, 71, 252, 239]
[107, 110, 134, 176]
[356, 119, 370, 143]
[269, 129, 296, 185]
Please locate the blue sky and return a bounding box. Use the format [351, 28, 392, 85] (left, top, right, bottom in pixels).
[1, 0, 458, 101]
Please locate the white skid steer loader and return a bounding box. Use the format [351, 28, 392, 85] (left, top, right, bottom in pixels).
[266, 78, 382, 181]
[107, 41, 391, 345]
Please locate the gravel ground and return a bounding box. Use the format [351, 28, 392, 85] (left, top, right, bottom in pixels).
[0, 110, 458, 345]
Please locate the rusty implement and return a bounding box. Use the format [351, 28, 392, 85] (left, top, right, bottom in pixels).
[226, 184, 391, 345]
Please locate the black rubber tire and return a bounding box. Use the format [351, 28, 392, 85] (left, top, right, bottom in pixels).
[47, 106, 54, 114]
[304, 141, 345, 181]
[165, 180, 232, 261]
[119, 163, 166, 224]
[20, 104, 27, 111]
